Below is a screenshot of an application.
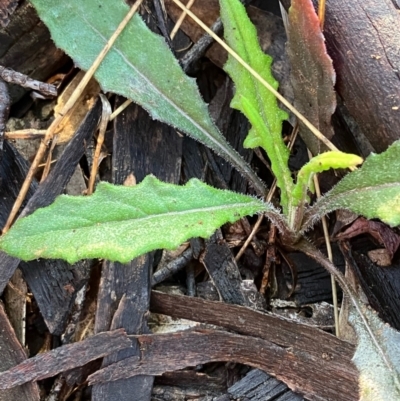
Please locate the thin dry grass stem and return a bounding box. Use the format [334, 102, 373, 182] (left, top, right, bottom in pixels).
[170, 0, 339, 152]
[170, 0, 196, 39]
[235, 126, 299, 262]
[41, 135, 59, 181]
[307, 149, 339, 335]
[109, 99, 132, 121]
[87, 95, 112, 195]
[235, 211, 263, 262]
[318, 0, 326, 29]
[5, 129, 46, 139]
[38, 159, 57, 168]
[1, 0, 144, 233]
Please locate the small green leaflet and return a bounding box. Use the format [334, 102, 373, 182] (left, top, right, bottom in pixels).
[0, 176, 271, 264]
[303, 141, 400, 228]
[292, 151, 363, 206]
[219, 0, 292, 213]
[29, 0, 266, 196]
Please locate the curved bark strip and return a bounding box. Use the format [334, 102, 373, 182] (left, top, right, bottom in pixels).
[88, 329, 357, 401]
[89, 292, 359, 401]
[322, 0, 400, 152]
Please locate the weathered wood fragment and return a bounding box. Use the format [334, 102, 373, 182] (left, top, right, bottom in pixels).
[0, 140, 38, 294]
[0, 302, 40, 401]
[0, 329, 131, 389]
[202, 231, 261, 307]
[340, 239, 400, 330]
[0, 0, 18, 27]
[0, 77, 9, 157]
[287, 246, 345, 305]
[0, 1, 66, 102]
[149, 291, 358, 401]
[21, 100, 101, 216]
[88, 328, 356, 401]
[225, 369, 304, 401]
[182, 78, 256, 194]
[321, 0, 400, 152]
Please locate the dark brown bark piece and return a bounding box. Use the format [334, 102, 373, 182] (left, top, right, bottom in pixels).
[3, 268, 26, 345]
[111, 101, 183, 185]
[202, 232, 261, 308]
[155, 369, 226, 392]
[0, 140, 38, 294]
[209, 78, 256, 193]
[182, 78, 257, 194]
[226, 369, 303, 401]
[340, 240, 400, 331]
[320, 0, 400, 152]
[148, 291, 358, 401]
[0, 77, 10, 157]
[0, 0, 17, 28]
[21, 99, 101, 217]
[152, 247, 193, 286]
[92, 99, 182, 401]
[0, 301, 40, 401]
[0, 1, 66, 102]
[287, 245, 345, 305]
[0, 329, 131, 389]
[0, 141, 37, 229]
[88, 328, 356, 401]
[19, 259, 91, 334]
[92, 257, 155, 401]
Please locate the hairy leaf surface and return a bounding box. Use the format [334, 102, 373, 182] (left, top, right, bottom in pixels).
[219, 0, 292, 212]
[29, 0, 266, 195]
[287, 0, 336, 155]
[350, 305, 400, 400]
[0, 176, 270, 264]
[303, 141, 400, 228]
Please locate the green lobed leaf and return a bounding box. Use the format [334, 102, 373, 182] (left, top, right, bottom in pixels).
[219, 0, 292, 212]
[0, 176, 271, 264]
[29, 0, 266, 196]
[303, 141, 400, 229]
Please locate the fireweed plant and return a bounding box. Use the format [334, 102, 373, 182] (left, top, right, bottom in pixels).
[1, 0, 400, 397]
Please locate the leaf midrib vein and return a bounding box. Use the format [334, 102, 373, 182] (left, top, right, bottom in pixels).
[21, 201, 264, 236]
[75, 5, 227, 155]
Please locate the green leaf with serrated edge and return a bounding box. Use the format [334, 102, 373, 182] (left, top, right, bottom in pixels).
[303, 141, 400, 229]
[0, 176, 272, 264]
[219, 0, 292, 212]
[29, 0, 266, 196]
[292, 151, 363, 206]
